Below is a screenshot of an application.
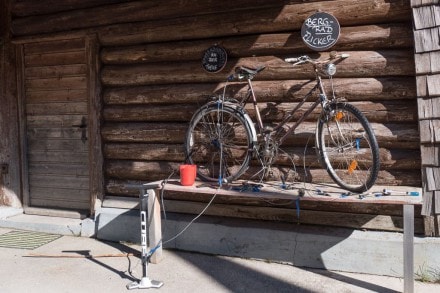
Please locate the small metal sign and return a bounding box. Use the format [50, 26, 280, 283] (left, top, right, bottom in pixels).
[202, 45, 227, 73]
[301, 12, 340, 51]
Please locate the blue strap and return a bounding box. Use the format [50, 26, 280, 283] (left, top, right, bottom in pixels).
[295, 198, 300, 224]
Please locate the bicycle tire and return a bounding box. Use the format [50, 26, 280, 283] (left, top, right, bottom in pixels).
[316, 102, 380, 193]
[185, 102, 255, 183]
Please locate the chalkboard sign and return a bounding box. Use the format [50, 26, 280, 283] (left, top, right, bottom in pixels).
[301, 12, 340, 51]
[201, 46, 228, 73]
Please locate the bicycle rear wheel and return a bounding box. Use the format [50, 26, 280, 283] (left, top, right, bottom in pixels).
[317, 102, 380, 193]
[185, 103, 254, 183]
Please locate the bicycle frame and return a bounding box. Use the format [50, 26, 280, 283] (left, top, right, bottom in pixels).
[186, 53, 379, 191]
[238, 73, 330, 147]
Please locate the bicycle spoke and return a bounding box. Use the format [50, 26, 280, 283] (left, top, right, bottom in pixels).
[318, 103, 380, 192]
[185, 104, 253, 183]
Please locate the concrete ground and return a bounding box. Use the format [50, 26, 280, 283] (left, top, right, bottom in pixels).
[0, 227, 439, 293]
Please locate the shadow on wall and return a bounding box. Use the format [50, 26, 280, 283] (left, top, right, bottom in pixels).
[94, 202, 423, 279]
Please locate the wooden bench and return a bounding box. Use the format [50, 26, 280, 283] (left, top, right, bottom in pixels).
[126, 179, 421, 292]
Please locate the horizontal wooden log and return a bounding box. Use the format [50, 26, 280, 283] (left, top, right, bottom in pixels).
[12, 0, 130, 17]
[241, 166, 422, 186]
[104, 143, 184, 162]
[103, 104, 194, 122]
[101, 23, 413, 64]
[100, 51, 415, 86]
[105, 179, 148, 197]
[103, 100, 417, 123]
[103, 143, 420, 170]
[103, 77, 417, 105]
[98, 0, 411, 46]
[101, 123, 188, 143]
[104, 160, 422, 186]
[162, 199, 424, 233]
[101, 122, 421, 149]
[105, 160, 180, 181]
[12, 0, 296, 35]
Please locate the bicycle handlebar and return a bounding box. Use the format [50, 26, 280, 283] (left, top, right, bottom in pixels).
[284, 53, 349, 66]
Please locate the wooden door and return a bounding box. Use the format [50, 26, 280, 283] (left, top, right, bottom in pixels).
[17, 37, 100, 218]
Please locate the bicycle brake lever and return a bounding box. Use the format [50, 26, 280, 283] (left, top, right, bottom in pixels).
[285, 55, 309, 65]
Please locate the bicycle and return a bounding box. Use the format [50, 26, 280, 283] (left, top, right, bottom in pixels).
[184, 52, 380, 193]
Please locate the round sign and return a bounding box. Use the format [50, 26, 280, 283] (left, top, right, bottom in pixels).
[301, 12, 340, 51]
[202, 46, 228, 73]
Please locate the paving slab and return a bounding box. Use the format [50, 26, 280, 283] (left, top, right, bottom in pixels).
[0, 227, 439, 293]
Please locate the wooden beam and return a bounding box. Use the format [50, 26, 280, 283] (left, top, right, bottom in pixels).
[100, 50, 415, 86]
[102, 100, 417, 124]
[98, 0, 411, 46]
[101, 122, 421, 149]
[86, 34, 104, 215]
[103, 77, 416, 105]
[12, 0, 131, 17]
[11, 0, 292, 35]
[104, 159, 422, 187]
[101, 23, 413, 64]
[103, 143, 420, 171]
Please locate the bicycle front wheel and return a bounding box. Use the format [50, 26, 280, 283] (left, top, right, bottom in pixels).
[185, 103, 254, 183]
[317, 102, 380, 193]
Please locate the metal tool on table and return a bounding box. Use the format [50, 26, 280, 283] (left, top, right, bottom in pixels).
[382, 189, 420, 196]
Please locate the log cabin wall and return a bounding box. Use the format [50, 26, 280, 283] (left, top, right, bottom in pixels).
[9, 0, 425, 232]
[97, 0, 420, 193]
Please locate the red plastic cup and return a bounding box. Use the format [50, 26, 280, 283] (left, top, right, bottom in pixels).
[180, 164, 197, 186]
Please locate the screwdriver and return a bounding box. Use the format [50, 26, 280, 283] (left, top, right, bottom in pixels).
[382, 189, 419, 196]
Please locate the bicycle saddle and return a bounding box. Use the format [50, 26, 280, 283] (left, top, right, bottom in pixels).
[235, 65, 266, 77]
